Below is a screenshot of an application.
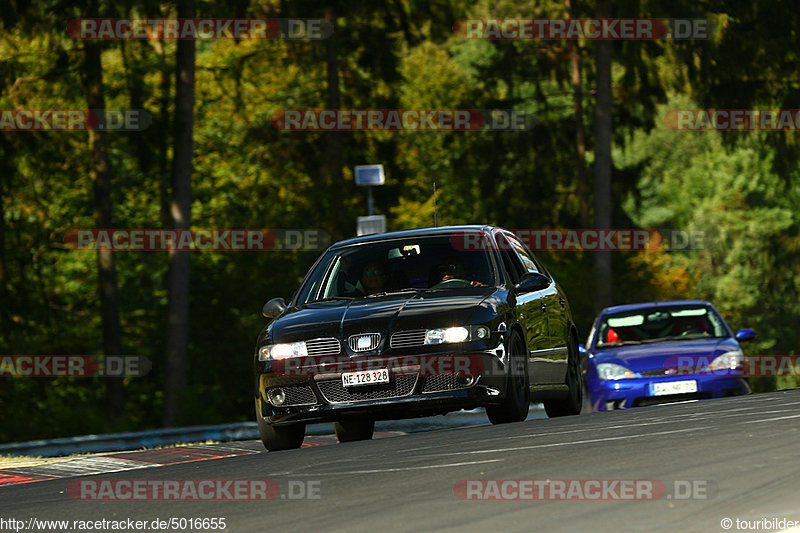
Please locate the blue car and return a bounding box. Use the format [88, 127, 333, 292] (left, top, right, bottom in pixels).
[583, 300, 755, 411]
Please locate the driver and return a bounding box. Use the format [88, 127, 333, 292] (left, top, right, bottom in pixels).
[434, 258, 487, 287]
[361, 261, 389, 295]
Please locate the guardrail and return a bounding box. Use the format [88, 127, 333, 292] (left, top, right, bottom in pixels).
[0, 422, 262, 458]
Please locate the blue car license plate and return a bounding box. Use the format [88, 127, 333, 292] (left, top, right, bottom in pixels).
[649, 380, 697, 396]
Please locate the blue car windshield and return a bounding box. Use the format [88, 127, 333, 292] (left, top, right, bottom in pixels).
[296, 234, 497, 304]
[596, 305, 729, 347]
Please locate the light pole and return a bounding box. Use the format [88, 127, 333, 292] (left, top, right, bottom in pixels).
[354, 164, 386, 236]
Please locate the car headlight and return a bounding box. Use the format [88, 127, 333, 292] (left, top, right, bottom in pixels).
[596, 363, 639, 380]
[258, 341, 308, 361]
[424, 326, 489, 345]
[703, 351, 743, 373]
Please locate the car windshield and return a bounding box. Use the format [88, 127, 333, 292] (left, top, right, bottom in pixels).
[595, 305, 729, 347]
[296, 234, 496, 304]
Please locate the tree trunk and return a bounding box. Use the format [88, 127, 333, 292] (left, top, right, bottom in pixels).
[323, 7, 345, 236]
[593, 0, 613, 311]
[163, 0, 195, 426]
[566, 0, 590, 226]
[83, 39, 125, 416]
[0, 140, 9, 347]
[120, 40, 150, 175]
[153, 34, 172, 229]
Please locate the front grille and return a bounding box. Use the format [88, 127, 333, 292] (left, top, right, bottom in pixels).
[639, 367, 697, 377]
[422, 374, 472, 393]
[305, 337, 341, 356]
[316, 374, 417, 403]
[348, 333, 381, 352]
[268, 385, 317, 406]
[390, 330, 427, 349]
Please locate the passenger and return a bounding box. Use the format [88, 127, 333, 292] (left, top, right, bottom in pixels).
[337, 255, 360, 295]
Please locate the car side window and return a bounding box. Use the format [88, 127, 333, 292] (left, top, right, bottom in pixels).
[496, 233, 524, 284]
[506, 234, 539, 274]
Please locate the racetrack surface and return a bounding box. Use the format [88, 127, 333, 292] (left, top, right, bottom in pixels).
[2, 390, 800, 533]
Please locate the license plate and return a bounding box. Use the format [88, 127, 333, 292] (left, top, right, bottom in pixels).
[342, 368, 389, 387]
[650, 380, 697, 396]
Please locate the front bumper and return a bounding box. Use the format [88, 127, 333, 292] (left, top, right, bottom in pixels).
[587, 375, 751, 412]
[255, 352, 509, 425]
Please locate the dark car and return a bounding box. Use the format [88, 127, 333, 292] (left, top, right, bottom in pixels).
[584, 300, 754, 411]
[253, 225, 583, 451]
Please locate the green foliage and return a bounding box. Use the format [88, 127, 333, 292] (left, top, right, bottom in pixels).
[620, 96, 800, 391]
[1, 0, 798, 442]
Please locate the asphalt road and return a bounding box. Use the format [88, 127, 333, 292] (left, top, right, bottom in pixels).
[2, 390, 800, 533]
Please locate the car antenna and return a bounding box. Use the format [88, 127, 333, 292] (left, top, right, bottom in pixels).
[433, 181, 438, 227]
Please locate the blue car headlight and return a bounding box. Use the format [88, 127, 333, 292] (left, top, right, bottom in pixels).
[703, 351, 743, 373]
[597, 363, 639, 380]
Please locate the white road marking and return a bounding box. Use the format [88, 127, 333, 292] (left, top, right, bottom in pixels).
[414, 427, 711, 457]
[193, 445, 260, 454]
[10, 457, 158, 478]
[507, 419, 693, 439]
[741, 414, 800, 423]
[400, 413, 717, 452]
[271, 458, 505, 476]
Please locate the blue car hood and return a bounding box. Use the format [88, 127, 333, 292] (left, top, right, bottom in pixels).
[591, 337, 741, 372]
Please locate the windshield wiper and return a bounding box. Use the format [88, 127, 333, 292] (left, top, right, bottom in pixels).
[364, 288, 420, 298]
[640, 336, 695, 344]
[599, 340, 642, 347]
[308, 296, 355, 303]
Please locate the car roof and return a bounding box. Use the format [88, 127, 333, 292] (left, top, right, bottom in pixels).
[599, 300, 712, 316]
[328, 225, 497, 249]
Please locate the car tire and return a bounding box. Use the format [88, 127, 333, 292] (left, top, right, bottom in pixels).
[334, 418, 375, 442]
[487, 333, 530, 424]
[257, 413, 305, 451]
[544, 336, 584, 417]
[580, 380, 593, 414]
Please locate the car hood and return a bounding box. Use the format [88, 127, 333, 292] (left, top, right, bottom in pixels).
[268, 291, 494, 344]
[590, 337, 741, 372]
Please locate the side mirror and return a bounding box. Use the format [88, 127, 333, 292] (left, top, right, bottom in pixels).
[578, 344, 587, 355]
[735, 328, 756, 342]
[262, 297, 287, 319]
[515, 272, 550, 293]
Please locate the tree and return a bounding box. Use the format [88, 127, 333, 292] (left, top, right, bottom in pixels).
[566, 0, 590, 226]
[592, 0, 613, 310]
[163, 0, 196, 426]
[81, 0, 124, 416]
